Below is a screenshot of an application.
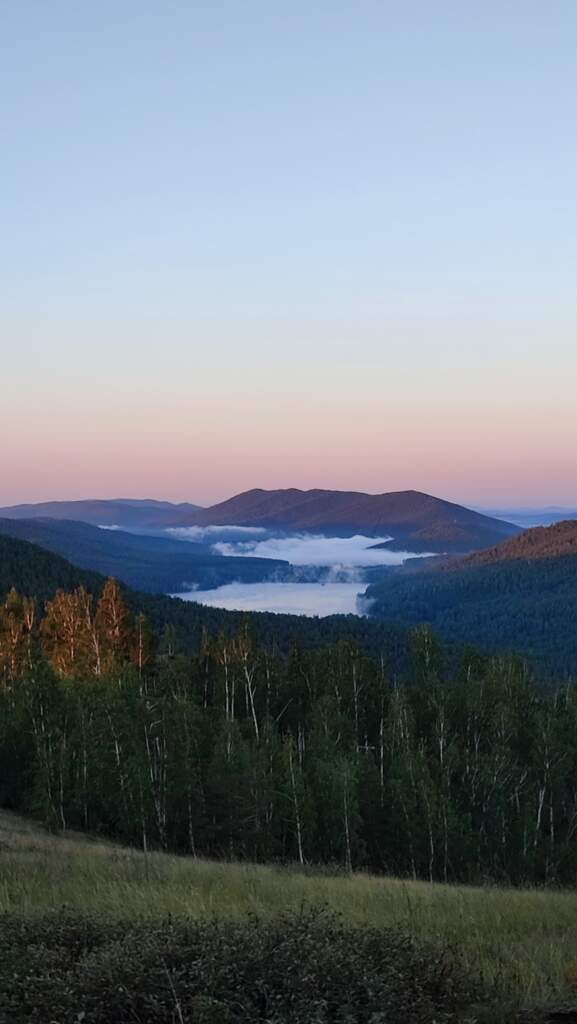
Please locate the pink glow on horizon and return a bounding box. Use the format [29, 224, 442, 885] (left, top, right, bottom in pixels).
[2, 390, 577, 508]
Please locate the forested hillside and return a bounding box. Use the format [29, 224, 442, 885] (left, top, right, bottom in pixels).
[365, 528, 577, 676]
[1, 576, 577, 885]
[0, 535, 104, 600]
[0, 517, 288, 593]
[454, 518, 577, 567]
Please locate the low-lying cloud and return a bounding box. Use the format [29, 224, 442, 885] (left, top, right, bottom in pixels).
[210, 533, 422, 567]
[168, 525, 267, 541]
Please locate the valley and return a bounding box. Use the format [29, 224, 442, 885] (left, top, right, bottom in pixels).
[172, 528, 428, 615]
[2, 494, 577, 671]
[0, 488, 522, 619]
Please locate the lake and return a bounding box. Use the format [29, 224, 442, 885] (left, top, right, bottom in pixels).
[169, 529, 434, 616]
[174, 580, 367, 616]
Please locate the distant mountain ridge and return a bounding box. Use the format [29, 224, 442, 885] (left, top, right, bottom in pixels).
[0, 499, 201, 529]
[170, 487, 520, 553]
[477, 507, 577, 529]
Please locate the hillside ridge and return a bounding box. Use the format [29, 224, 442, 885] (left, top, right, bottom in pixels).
[449, 518, 577, 570]
[0, 498, 201, 529]
[0, 517, 288, 594]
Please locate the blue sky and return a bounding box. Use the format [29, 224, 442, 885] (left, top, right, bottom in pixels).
[2, 2, 576, 505]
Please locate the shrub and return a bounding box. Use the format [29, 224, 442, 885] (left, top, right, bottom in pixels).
[0, 907, 479, 1023]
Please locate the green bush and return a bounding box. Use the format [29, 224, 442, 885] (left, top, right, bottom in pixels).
[0, 908, 479, 1023]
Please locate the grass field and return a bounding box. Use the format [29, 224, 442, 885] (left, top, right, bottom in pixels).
[1, 810, 576, 1020]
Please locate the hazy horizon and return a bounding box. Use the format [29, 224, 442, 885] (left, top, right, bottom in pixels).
[3, 489, 577, 514]
[2, 488, 577, 514]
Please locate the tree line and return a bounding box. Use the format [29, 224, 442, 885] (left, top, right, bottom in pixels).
[2, 580, 577, 884]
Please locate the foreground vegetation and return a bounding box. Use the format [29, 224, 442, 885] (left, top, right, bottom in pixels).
[3, 581, 577, 884]
[1, 812, 577, 1021]
[3, 575, 577, 1019]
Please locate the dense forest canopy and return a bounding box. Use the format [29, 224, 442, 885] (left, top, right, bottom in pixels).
[365, 550, 577, 676]
[0, 534, 105, 601]
[2, 576, 577, 886]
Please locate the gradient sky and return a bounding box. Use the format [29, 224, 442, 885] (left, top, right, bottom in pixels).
[2, 2, 577, 507]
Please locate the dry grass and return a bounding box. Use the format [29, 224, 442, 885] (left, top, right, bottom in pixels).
[1, 809, 575, 1015]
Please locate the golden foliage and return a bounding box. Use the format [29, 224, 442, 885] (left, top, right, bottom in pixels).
[0, 579, 151, 681]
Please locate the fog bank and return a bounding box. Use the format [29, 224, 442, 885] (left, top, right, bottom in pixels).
[172, 529, 429, 567]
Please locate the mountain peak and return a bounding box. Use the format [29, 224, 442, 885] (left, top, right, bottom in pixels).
[169, 487, 520, 553]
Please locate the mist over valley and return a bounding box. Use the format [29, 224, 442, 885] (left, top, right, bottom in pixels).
[0, 489, 523, 616]
[169, 529, 436, 615]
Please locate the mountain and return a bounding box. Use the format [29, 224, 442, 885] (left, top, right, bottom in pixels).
[170, 488, 520, 553]
[0, 499, 201, 530]
[0, 518, 288, 594]
[363, 520, 577, 675]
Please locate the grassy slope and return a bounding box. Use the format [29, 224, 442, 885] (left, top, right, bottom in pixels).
[1, 810, 575, 1017]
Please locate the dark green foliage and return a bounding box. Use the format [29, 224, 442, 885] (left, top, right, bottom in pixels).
[136, 590, 410, 659]
[0, 534, 103, 602]
[3, 619, 577, 884]
[4, 547, 577, 885]
[0, 910, 478, 1023]
[365, 553, 577, 676]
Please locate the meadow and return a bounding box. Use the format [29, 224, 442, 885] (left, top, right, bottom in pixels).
[1, 810, 576, 1022]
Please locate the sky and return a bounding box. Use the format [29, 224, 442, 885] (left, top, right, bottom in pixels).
[2, 1, 577, 507]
